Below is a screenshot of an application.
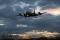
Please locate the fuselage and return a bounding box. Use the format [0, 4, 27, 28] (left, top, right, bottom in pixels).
[17, 12, 43, 17]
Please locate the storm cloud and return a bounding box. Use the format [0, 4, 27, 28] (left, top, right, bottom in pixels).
[0, 0, 60, 34]
[0, 0, 60, 16]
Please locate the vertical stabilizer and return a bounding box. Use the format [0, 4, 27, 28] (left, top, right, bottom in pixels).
[34, 8, 35, 13]
[33, 8, 35, 14]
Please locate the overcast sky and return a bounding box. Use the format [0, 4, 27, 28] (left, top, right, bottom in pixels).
[0, 0, 60, 17]
[0, 0, 60, 33]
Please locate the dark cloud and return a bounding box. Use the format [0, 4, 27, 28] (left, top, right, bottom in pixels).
[41, 0, 60, 9]
[0, 0, 60, 33]
[0, 0, 14, 5]
[0, 0, 60, 18]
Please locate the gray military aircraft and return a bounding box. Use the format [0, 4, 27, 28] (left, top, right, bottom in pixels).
[17, 9, 44, 17]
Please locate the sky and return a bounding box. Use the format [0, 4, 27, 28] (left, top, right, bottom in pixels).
[0, 0, 60, 17]
[0, 0, 60, 34]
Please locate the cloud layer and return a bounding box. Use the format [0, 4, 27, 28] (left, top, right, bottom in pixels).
[0, 0, 60, 34]
[0, 0, 60, 16]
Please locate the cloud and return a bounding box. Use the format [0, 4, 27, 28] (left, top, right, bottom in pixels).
[10, 30, 60, 39]
[0, 0, 16, 5]
[17, 24, 28, 28]
[1, 0, 60, 16]
[0, 0, 60, 33]
[20, 2, 30, 8]
[34, 6, 43, 13]
[16, 15, 60, 32]
[11, 1, 30, 11]
[0, 20, 5, 24]
[0, 4, 7, 10]
[23, 30, 60, 38]
[30, 0, 60, 16]
[43, 7, 60, 15]
[0, 20, 7, 26]
[0, 24, 5, 26]
[33, 1, 40, 6]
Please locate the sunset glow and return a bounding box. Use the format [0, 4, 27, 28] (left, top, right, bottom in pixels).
[43, 7, 60, 15]
[10, 30, 60, 39]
